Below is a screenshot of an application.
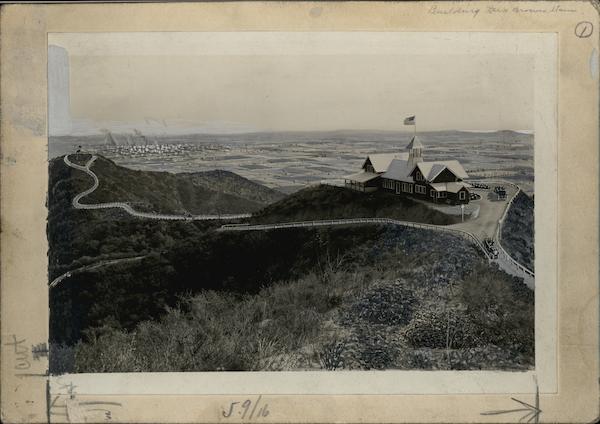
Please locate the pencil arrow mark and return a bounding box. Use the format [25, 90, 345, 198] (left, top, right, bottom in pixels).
[481, 397, 541, 423]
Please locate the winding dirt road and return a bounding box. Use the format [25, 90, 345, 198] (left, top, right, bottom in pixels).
[64, 154, 251, 221]
[49, 255, 147, 289]
[50, 154, 250, 288]
[218, 188, 535, 290]
[58, 154, 534, 289]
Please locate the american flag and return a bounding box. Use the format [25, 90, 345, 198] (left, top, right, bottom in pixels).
[404, 116, 416, 125]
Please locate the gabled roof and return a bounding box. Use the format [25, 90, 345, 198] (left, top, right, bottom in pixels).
[406, 135, 424, 150]
[381, 159, 414, 182]
[428, 164, 447, 181]
[430, 183, 446, 192]
[364, 153, 408, 173]
[447, 181, 471, 193]
[430, 160, 469, 180]
[412, 162, 435, 180]
[344, 171, 380, 183]
[430, 182, 471, 193]
[415, 160, 469, 181]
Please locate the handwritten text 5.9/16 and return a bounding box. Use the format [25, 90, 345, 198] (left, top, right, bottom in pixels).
[223, 396, 270, 420]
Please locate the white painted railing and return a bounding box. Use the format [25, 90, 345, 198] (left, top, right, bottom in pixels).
[223, 179, 536, 287]
[62, 156, 534, 284]
[220, 217, 493, 261]
[472, 179, 535, 278]
[49, 255, 147, 289]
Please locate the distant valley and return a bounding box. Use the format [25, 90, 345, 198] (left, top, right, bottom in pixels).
[50, 130, 534, 195]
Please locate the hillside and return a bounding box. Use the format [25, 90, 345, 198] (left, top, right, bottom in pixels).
[501, 191, 534, 271]
[252, 185, 458, 225]
[48, 155, 533, 374]
[50, 225, 533, 373]
[180, 169, 284, 206]
[49, 154, 284, 215]
[47, 154, 282, 279]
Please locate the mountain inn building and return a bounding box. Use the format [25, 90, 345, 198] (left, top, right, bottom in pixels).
[344, 136, 471, 204]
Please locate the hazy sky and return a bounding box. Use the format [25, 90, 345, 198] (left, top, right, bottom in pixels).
[49, 32, 534, 134]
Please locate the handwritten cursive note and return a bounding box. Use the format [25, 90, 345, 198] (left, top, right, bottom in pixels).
[223, 395, 270, 420]
[428, 5, 481, 18]
[428, 4, 577, 18]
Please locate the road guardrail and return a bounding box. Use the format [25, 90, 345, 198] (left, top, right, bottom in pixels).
[471, 179, 534, 279]
[220, 217, 493, 261]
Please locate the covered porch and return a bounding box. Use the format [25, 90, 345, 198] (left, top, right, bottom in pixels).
[344, 172, 380, 193]
[430, 182, 471, 204]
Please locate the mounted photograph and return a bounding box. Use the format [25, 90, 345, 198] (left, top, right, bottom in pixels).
[47, 32, 535, 374]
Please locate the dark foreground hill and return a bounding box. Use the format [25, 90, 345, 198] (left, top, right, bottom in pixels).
[50, 225, 533, 373]
[501, 191, 534, 271]
[252, 185, 459, 225]
[47, 154, 283, 278]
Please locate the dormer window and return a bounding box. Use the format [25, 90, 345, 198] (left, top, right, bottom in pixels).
[415, 170, 423, 181]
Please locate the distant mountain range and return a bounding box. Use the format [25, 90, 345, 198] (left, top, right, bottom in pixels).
[51, 128, 532, 140]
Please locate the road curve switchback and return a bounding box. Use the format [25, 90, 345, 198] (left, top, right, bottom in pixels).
[63, 154, 251, 221]
[61, 154, 534, 290]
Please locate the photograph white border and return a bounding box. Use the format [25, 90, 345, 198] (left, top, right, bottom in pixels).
[47, 30, 557, 396]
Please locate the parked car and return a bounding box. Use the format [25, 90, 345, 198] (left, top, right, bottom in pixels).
[484, 238, 499, 259]
[493, 186, 506, 200]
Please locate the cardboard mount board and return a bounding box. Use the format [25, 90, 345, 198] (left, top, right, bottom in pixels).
[1, 1, 599, 423]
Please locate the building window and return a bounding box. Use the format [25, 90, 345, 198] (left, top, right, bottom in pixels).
[430, 190, 435, 198]
[437, 191, 447, 198]
[459, 191, 466, 200]
[415, 171, 423, 181]
[402, 183, 408, 192]
[408, 183, 413, 193]
[415, 185, 426, 194]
